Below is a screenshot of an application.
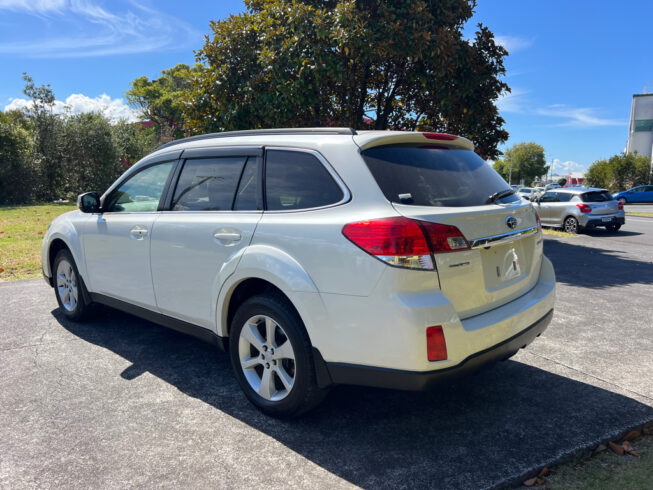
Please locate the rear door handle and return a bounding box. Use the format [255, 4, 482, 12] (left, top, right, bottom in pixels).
[130, 225, 148, 239]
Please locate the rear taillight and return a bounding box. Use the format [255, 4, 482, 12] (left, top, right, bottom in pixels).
[342, 217, 470, 270]
[426, 326, 448, 361]
[576, 203, 592, 213]
[534, 209, 542, 232]
[618, 201, 624, 210]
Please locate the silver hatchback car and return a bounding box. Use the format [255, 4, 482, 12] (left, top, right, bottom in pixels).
[535, 187, 625, 233]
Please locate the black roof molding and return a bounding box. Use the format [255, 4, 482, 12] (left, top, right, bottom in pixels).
[155, 128, 357, 152]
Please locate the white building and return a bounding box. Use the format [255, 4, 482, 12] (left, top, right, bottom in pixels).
[626, 93, 653, 158]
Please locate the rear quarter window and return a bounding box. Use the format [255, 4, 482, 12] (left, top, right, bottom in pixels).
[361, 146, 518, 207]
[265, 150, 344, 210]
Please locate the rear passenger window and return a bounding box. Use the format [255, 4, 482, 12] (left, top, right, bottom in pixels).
[556, 192, 573, 202]
[539, 192, 558, 202]
[265, 150, 344, 210]
[234, 158, 260, 211]
[172, 157, 246, 211]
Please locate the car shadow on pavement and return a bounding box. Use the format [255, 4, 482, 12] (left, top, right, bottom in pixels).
[582, 229, 642, 238]
[54, 307, 653, 489]
[544, 239, 653, 289]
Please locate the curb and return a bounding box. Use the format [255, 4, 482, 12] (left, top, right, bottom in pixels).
[493, 418, 653, 489]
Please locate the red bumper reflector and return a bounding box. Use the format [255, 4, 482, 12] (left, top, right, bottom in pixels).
[426, 325, 448, 361]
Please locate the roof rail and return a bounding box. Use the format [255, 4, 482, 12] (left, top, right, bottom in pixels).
[154, 127, 357, 152]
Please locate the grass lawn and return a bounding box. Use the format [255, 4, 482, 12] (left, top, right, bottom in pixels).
[0, 203, 76, 281]
[536, 430, 653, 489]
[542, 227, 576, 238]
[627, 212, 653, 217]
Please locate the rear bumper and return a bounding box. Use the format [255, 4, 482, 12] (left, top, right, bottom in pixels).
[580, 214, 625, 227]
[325, 309, 553, 390]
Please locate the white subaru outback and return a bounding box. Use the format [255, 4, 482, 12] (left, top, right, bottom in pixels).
[42, 128, 556, 417]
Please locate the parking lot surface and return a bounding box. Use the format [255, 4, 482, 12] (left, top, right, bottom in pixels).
[1, 218, 652, 489]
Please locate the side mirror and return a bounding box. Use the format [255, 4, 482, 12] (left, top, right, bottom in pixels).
[77, 192, 101, 213]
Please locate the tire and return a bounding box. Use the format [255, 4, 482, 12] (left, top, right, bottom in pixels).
[618, 197, 627, 205]
[229, 293, 326, 417]
[52, 249, 93, 321]
[563, 216, 579, 234]
[606, 224, 621, 232]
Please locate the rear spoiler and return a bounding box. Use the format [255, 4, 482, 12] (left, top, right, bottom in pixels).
[353, 131, 475, 152]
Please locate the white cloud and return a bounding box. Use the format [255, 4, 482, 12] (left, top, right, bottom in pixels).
[4, 93, 140, 123]
[0, 0, 198, 57]
[494, 35, 534, 53]
[550, 158, 587, 175]
[536, 104, 627, 127]
[0, 0, 66, 13]
[495, 91, 626, 128]
[496, 87, 528, 113]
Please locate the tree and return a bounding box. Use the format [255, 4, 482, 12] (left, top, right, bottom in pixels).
[557, 178, 567, 186]
[0, 111, 35, 204]
[126, 64, 202, 141]
[493, 142, 548, 185]
[111, 120, 156, 170]
[60, 113, 117, 198]
[185, 0, 509, 159]
[584, 153, 650, 192]
[21, 73, 65, 201]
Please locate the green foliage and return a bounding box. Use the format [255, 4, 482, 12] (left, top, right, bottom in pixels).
[0, 111, 35, 204]
[126, 64, 202, 141]
[493, 142, 548, 184]
[111, 120, 156, 170]
[186, 0, 509, 159]
[0, 75, 156, 204]
[584, 153, 651, 192]
[557, 178, 567, 186]
[61, 113, 118, 196]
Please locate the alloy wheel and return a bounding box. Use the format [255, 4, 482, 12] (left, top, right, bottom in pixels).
[564, 217, 578, 234]
[56, 259, 78, 312]
[238, 315, 296, 401]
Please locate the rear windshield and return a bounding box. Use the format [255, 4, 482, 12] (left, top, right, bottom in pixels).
[581, 191, 613, 202]
[361, 146, 519, 207]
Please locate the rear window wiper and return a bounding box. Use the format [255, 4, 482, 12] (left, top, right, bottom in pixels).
[486, 188, 515, 204]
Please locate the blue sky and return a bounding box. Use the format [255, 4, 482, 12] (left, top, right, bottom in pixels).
[1, 0, 651, 174]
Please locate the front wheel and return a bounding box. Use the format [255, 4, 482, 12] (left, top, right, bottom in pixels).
[563, 216, 579, 234]
[229, 293, 326, 417]
[53, 249, 93, 321]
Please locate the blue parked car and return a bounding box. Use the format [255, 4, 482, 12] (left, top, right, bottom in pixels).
[613, 185, 653, 204]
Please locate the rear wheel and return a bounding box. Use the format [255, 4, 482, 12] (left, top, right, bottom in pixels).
[53, 249, 93, 321]
[229, 293, 326, 417]
[563, 216, 579, 234]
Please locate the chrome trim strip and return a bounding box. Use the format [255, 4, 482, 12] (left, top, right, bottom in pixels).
[470, 226, 538, 249]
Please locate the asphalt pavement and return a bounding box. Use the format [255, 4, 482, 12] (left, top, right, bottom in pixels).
[1, 219, 652, 489]
[625, 203, 653, 213]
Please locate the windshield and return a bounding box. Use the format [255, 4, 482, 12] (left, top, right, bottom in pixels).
[361, 146, 519, 207]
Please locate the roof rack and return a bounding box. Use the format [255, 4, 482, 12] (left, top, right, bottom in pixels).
[154, 127, 357, 152]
